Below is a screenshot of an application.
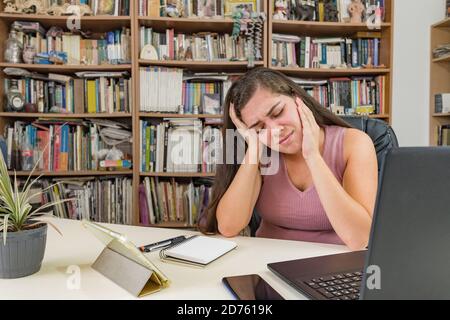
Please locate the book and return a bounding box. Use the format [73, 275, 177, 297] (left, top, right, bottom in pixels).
[159, 235, 237, 267]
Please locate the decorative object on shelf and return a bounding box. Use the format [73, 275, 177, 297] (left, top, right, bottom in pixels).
[4, 29, 23, 64]
[163, 0, 183, 17]
[5, 79, 25, 112]
[294, 0, 316, 21]
[224, 0, 257, 17]
[323, 0, 339, 22]
[22, 44, 36, 64]
[47, 3, 92, 16]
[348, 0, 365, 23]
[273, 0, 288, 20]
[3, 0, 47, 14]
[140, 44, 159, 60]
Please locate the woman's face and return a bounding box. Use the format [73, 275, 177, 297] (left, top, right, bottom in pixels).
[239, 87, 304, 154]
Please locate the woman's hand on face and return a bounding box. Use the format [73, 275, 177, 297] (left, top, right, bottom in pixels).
[296, 97, 321, 162]
[229, 103, 263, 163]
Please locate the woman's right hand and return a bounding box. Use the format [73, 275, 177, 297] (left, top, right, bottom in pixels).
[229, 103, 263, 164]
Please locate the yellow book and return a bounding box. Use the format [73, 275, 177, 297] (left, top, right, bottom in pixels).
[87, 79, 97, 113]
[318, 2, 325, 22]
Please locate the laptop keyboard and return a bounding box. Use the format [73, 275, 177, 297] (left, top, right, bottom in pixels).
[303, 271, 363, 300]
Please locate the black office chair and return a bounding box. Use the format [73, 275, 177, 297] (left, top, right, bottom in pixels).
[248, 116, 399, 236]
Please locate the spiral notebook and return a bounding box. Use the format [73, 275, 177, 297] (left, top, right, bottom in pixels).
[159, 235, 237, 267]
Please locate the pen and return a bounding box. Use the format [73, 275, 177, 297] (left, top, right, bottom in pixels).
[139, 235, 187, 253]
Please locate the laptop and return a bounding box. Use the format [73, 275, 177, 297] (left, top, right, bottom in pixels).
[268, 147, 450, 300]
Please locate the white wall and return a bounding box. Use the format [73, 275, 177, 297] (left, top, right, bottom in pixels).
[392, 0, 446, 146]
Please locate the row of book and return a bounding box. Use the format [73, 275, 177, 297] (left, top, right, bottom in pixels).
[140, 28, 259, 62]
[138, 0, 261, 17]
[293, 76, 386, 115]
[40, 177, 133, 225]
[139, 177, 212, 226]
[272, 34, 381, 69]
[279, 0, 386, 23]
[12, 21, 131, 65]
[139, 67, 232, 113]
[437, 125, 450, 146]
[4, 72, 131, 114]
[140, 118, 222, 173]
[4, 119, 132, 172]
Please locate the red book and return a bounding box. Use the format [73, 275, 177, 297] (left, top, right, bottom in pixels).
[53, 125, 61, 171]
[36, 129, 50, 171]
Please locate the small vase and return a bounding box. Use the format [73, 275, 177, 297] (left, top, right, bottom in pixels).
[4, 30, 23, 64]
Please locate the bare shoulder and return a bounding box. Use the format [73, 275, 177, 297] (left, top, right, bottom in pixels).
[343, 128, 376, 163]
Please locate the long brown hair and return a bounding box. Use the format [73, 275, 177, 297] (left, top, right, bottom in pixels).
[198, 67, 351, 234]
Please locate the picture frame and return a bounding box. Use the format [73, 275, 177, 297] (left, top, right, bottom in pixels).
[198, 0, 217, 17]
[224, 0, 257, 17]
[202, 93, 221, 114]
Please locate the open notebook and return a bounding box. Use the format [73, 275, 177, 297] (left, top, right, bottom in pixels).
[159, 235, 237, 267]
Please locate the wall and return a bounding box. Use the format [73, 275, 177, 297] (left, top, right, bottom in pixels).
[391, 0, 446, 146]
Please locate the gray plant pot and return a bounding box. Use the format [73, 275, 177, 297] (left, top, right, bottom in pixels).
[0, 223, 47, 279]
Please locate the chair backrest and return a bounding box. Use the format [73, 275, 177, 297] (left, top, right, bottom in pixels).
[342, 116, 399, 174]
[249, 116, 399, 236]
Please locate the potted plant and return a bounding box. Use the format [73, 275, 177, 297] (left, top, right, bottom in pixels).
[0, 150, 68, 279]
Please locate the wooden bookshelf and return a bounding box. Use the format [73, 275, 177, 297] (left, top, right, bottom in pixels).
[0, 112, 132, 118]
[0, 0, 395, 229]
[430, 16, 450, 145]
[268, 0, 394, 124]
[9, 170, 133, 177]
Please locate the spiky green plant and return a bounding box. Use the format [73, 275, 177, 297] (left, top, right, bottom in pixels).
[0, 146, 70, 245]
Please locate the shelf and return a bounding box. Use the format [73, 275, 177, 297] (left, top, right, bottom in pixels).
[433, 113, 450, 117]
[139, 112, 222, 119]
[139, 59, 264, 71]
[0, 63, 132, 74]
[271, 66, 390, 78]
[0, 112, 132, 118]
[0, 13, 131, 31]
[141, 172, 216, 178]
[142, 222, 196, 229]
[138, 16, 234, 33]
[432, 18, 450, 29]
[272, 20, 391, 37]
[433, 55, 450, 63]
[9, 170, 134, 177]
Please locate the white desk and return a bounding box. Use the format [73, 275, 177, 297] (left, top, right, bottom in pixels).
[0, 218, 349, 300]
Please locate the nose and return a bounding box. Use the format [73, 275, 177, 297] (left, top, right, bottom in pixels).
[263, 120, 283, 145]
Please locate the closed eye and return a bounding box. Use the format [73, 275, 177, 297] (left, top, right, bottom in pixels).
[272, 106, 285, 118]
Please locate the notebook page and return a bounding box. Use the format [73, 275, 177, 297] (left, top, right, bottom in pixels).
[165, 236, 237, 265]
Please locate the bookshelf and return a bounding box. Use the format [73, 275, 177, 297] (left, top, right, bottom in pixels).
[430, 17, 450, 145]
[268, 0, 394, 122]
[0, 0, 395, 230]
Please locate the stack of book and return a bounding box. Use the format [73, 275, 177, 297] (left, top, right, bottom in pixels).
[139, 177, 212, 227]
[4, 71, 131, 114]
[11, 21, 131, 65]
[140, 68, 231, 114]
[437, 125, 450, 146]
[272, 33, 381, 69]
[140, 118, 221, 173]
[291, 76, 386, 115]
[40, 177, 133, 224]
[4, 119, 132, 172]
[140, 28, 259, 62]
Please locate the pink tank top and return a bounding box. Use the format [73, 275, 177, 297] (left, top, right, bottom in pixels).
[255, 125, 347, 245]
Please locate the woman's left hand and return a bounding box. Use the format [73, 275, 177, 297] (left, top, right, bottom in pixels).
[296, 97, 321, 162]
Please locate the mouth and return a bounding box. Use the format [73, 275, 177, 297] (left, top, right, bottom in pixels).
[278, 131, 294, 145]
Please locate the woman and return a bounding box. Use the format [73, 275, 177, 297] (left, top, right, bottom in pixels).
[200, 68, 378, 250]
